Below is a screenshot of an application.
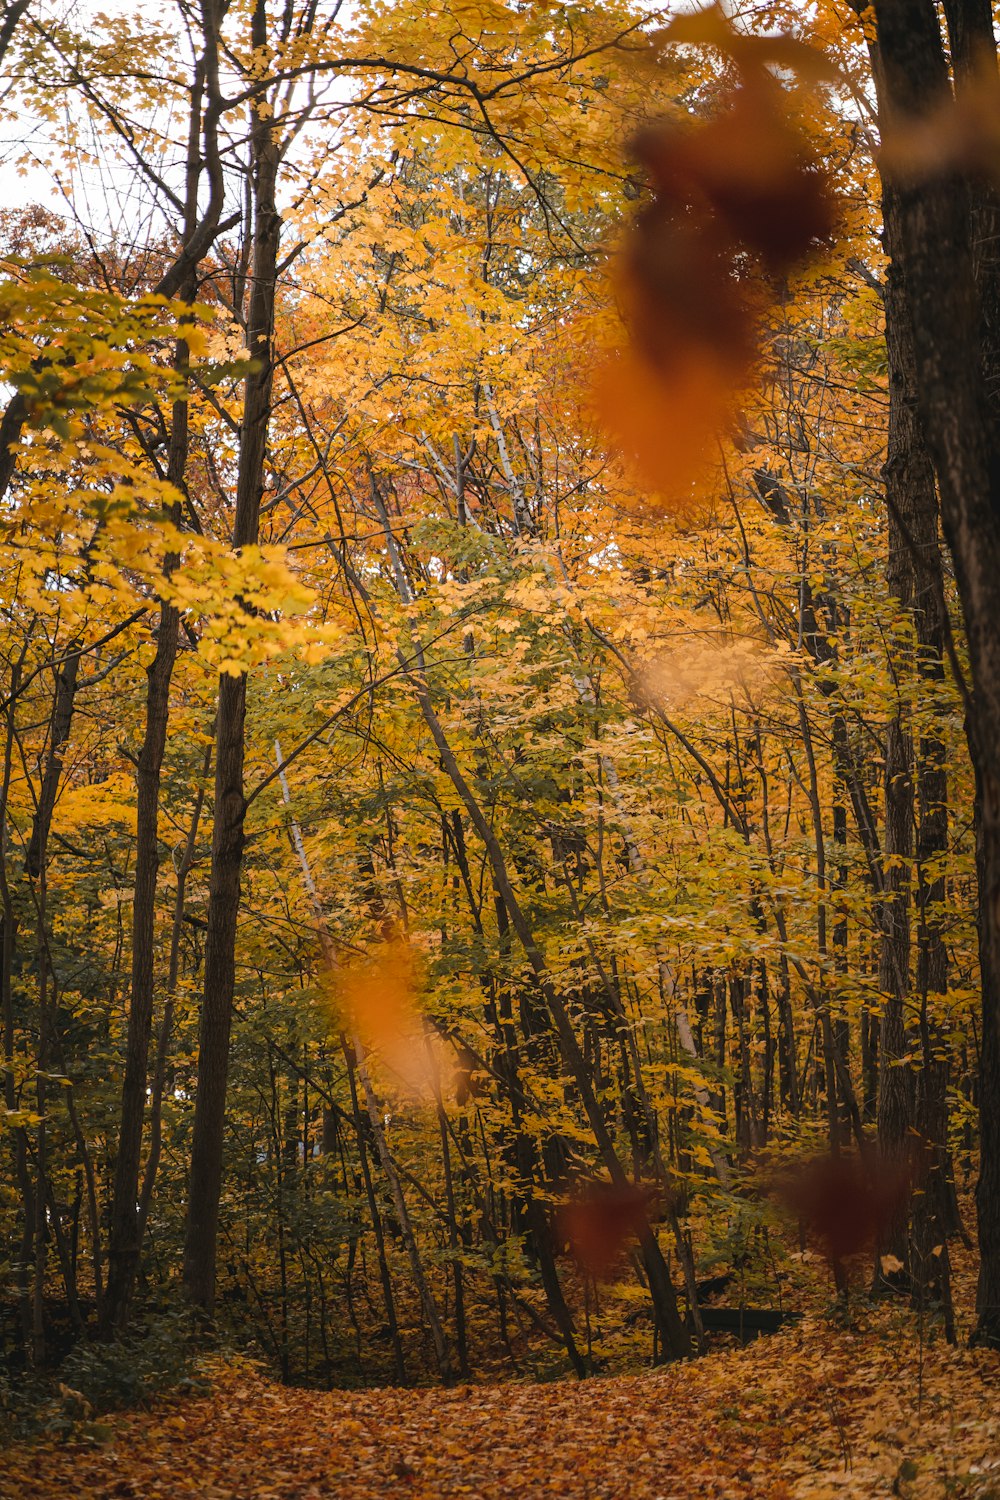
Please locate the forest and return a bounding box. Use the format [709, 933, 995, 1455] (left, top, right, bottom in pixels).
[0, 0, 999, 1496]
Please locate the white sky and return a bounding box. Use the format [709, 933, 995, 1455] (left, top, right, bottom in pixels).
[0, 0, 180, 252]
[0, 0, 372, 266]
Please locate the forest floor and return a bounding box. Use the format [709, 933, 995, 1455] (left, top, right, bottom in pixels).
[2, 1313, 999, 1500]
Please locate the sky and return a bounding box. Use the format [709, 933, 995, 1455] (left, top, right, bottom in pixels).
[0, 0, 178, 253]
[0, 0, 367, 265]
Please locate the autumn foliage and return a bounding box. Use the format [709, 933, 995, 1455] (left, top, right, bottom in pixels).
[0, 5, 998, 1491]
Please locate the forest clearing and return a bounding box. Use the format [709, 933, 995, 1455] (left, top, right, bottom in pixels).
[2, 0, 1000, 1494]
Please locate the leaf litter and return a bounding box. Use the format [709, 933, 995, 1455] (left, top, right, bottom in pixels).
[4, 1317, 998, 1500]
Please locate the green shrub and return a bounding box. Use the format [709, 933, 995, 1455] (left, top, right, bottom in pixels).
[0, 1309, 215, 1440]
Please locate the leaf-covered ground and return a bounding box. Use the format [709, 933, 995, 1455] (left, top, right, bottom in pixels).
[4, 1319, 998, 1500]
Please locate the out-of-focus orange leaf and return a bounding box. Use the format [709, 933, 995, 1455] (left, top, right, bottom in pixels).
[325, 939, 436, 1095]
[556, 1181, 654, 1278]
[656, 3, 735, 53]
[879, 49, 1000, 183]
[658, 4, 838, 86]
[773, 1153, 911, 1265]
[337, 938, 417, 1051]
[592, 342, 737, 507]
[633, 83, 835, 280]
[597, 25, 837, 510]
[622, 205, 757, 373]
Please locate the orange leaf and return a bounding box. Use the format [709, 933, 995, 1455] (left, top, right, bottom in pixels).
[337, 939, 417, 1052]
[592, 342, 737, 509]
[557, 1182, 654, 1278]
[331, 939, 440, 1097]
[597, 64, 836, 504]
[774, 1153, 912, 1264]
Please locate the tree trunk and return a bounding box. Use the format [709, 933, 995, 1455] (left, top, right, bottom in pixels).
[137, 769, 208, 1242]
[104, 42, 212, 1326]
[869, 0, 1000, 1346]
[876, 353, 916, 1282]
[183, 24, 280, 1308]
[343, 1042, 407, 1382]
[25, 648, 81, 881]
[0, 654, 34, 1354]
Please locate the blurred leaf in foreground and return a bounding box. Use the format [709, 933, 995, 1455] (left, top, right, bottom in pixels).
[597, 11, 837, 508]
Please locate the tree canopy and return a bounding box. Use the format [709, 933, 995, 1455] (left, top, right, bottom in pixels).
[0, 0, 999, 1461]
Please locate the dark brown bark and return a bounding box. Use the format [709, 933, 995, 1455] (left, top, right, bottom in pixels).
[429, 1032, 470, 1377]
[183, 26, 284, 1303]
[874, 200, 921, 1276]
[102, 602, 179, 1329]
[137, 766, 208, 1242]
[0, 391, 28, 505]
[870, 0, 1000, 1346]
[103, 29, 215, 1327]
[0, 652, 34, 1352]
[873, 186, 920, 1288]
[0, 1, 29, 67]
[24, 649, 81, 881]
[182, 664, 250, 1311]
[830, 736, 852, 1145]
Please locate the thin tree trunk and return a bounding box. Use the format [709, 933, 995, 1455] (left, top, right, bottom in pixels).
[183, 17, 281, 1308]
[343, 1043, 407, 1382]
[137, 767, 208, 1241]
[0, 653, 34, 1355]
[352, 1035, 455, 1383]
[103, 594, 180, 1329]
[274, 738, 454, 1381]
[104, 58, 209, 1324]
[25, 650, 81, 881]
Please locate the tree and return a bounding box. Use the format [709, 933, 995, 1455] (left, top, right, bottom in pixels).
[862, 0, 1000, 1349]
[0, 0, 995, 1387]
